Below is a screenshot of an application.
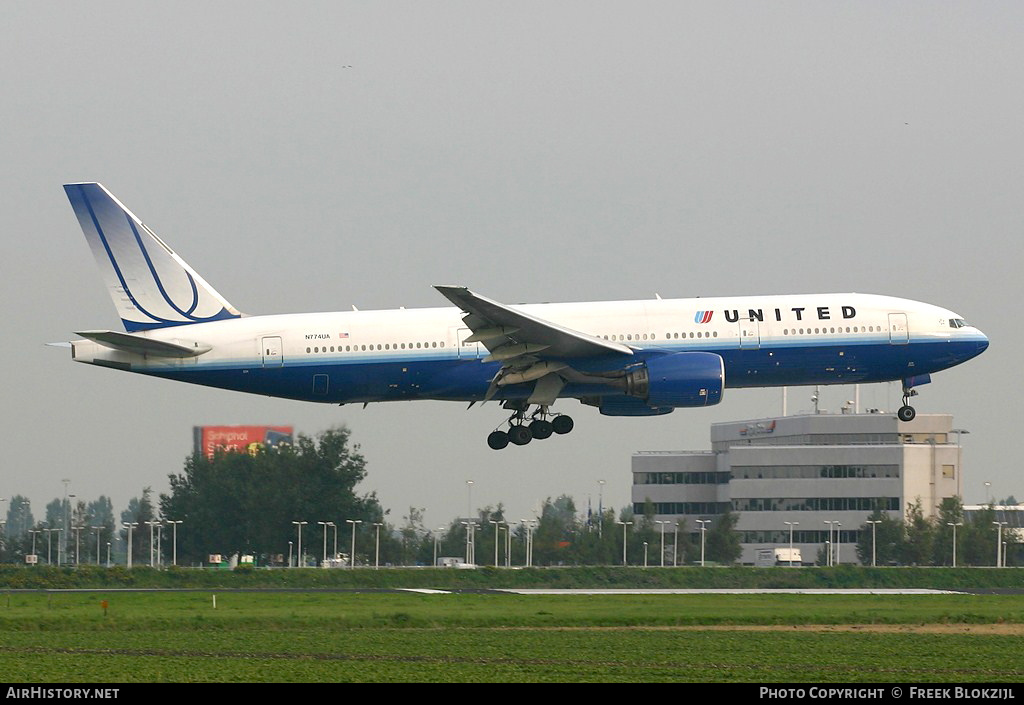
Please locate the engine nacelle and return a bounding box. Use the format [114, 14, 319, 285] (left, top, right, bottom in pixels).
[624, 352, 724, 408]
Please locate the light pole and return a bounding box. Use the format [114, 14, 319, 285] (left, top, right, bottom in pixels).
[106, 541, 111, 568]
[330, 521, 338, 559]
[466, 480, 474, 521]
[654, 520, 669, 567]
[166, 520, 182, 567]
[347, 519, 362, 568]
[145, 520, 159, 567]
[782, 522, 798, 565]
[834, 522, 842, 565]
[643, 541, 648, 568]
[947, 522, 962, 567]
[318, 521, 330, 565]
[29, 529, 40, 561]
[73, 525, 84, 566]
[373, 522, 383, 569]
[433, 527, 444, 567]
[123, 523, 138, 568]
[44, 528, 57, 565]
[489, 520, 500, 566]
[866, 520, 881, 567]
[60, 480, 70, 566]
[288, 541, 293, 568]
[951, 428, 969, 498]
[696, 519, 710, 567]
[617, 521, 633, 565]
[993, 522, 1008, 567]
[823, 521, 836, 567]
[521, 519, 535, 567]
[292, 521, 307, 568]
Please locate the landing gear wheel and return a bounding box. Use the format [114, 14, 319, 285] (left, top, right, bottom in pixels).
[529, 419, 553, 440]
[508, 425, 533, 446]
[897, 405, 916, 422]
[551, 415, 574, 435]
[487, 430, 509, 450]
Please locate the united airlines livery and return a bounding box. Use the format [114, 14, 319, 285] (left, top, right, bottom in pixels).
[63, 183, 989, 450]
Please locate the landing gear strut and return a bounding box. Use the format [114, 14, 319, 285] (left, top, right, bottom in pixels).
[898, 385, 917, 422]
[486, 404, 574, 450]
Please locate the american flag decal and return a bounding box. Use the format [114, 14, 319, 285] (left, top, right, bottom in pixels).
[694, 311, 713, 324]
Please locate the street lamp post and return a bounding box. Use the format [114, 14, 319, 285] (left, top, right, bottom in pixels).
[655, 520, 668, 567]
[785, 521, 799, 567]
[696, 519, 710, 567]
[166, 520, 182, 567]
[947, 522, 963, 567]
[866, 520, 881, 567]
[346, 519, 362, 568]
[823, 521, 836, 567]
[91, 522, 101, 565]
[318, 521, 330, 565]
[993, 522, 1008, 567]
[617, 521, 633, 565]
[123, 523, 138, 569]
[292, 521, 307, 568]
[374, 522, 383, 569]
[834, 522, 842, 565]
[145, 520, 159, 567]
[643, 541, 648, 568]
[433, 527, 444, 567]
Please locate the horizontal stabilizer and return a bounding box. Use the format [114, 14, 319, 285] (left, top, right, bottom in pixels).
[74, 330, 211, 358]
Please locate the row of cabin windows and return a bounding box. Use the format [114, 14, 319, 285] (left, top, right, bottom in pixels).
[784, 325, 879, 335]
[606, 325, 886, 342]
[305, 324, 888, 353]
[602, 331, 720, 342]
[306, 341, 446, 354]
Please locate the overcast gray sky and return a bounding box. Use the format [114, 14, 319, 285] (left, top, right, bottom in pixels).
[3, 2, 1020, 532]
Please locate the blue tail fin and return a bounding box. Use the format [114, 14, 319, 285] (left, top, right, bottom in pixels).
[64, 183, 242, 331]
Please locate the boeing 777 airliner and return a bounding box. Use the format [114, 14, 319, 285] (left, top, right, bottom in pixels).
[63, 183, 989, 449]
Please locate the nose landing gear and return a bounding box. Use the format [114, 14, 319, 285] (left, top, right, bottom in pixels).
[897, 386, 917, 422]
[486, 404, 574, 450]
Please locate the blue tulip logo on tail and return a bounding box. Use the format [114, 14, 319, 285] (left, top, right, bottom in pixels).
[64, 183, 241, 332]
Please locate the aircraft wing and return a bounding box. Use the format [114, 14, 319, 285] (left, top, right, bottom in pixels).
[434, 286, 633, 362]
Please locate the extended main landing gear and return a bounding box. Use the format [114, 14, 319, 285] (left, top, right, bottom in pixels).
[487, 404, 574, 450]
[898, 386, 917, 422]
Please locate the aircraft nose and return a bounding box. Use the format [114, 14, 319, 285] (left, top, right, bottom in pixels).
[977, 331, 989, 354]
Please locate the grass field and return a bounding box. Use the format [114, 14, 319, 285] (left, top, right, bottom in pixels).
[2, 590, 1023, 682]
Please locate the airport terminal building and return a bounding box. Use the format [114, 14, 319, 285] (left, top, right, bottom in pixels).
[631, 412, 965, 565]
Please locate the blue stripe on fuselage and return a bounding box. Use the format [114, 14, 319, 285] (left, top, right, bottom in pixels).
[136, 336, 987, 404]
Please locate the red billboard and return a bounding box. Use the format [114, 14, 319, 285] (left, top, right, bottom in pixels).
[194, 426, 294, 459]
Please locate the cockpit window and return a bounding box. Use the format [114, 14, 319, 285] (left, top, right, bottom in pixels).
[949, 318, 968, 329]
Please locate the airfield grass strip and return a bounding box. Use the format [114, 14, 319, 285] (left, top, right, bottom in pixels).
[3, 592, 1024, 682]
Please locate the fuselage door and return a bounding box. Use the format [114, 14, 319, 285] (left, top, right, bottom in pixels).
[888, 313, 909, 345]
[262, 336, 284, 367]
[452, 327, 482, 359]
[738, 318, 760, 349]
